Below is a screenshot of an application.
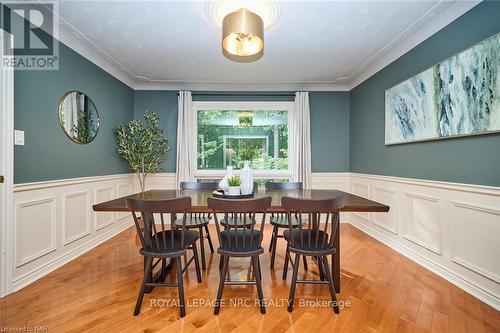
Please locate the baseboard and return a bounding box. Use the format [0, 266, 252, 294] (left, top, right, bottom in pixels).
[12, 219, 133, 292]
[347, 215, 500, 310]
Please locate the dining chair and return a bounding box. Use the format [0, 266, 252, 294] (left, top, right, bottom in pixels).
[207, 196, 272, 315]
[281, 196, 344, 313]
[265, 181, 308, 270]
[219, 181, 259, 229]
[175, 181, 217, 270]
[126, 196, 202, 317]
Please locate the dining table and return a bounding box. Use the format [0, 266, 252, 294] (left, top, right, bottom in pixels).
[93, 188, 390, 292]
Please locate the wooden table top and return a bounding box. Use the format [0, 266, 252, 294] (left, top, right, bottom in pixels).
[92, 189, 390, 213]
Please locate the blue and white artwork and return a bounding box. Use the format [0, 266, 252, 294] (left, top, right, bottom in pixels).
[385, 33, 500, 145]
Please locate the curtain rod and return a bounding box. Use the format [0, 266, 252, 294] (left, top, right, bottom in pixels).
[176, 92, 296, 97]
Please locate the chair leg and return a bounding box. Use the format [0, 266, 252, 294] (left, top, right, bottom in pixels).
[198, 226, 206, 270]
[287, 253, 301, 312]
[160, 258, 167, 281]
[268, 225, 276, 252]
[191, 242, 202, 283]
[257, 255, 262, 280]
[175, 257, 186, 317]
[205, 224, 214, 253]
[321, 256, 340, 314]
[134, 256, 152, 316]
[314, 256, 325, 280]
[302, 255, 308, 271]
[215, 256, 229, 315]
[252, 256, 266, 314]
[270, 226, 279, 270]
[282, 243, 290, 280]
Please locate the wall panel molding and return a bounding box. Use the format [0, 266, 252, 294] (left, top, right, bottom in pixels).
[350, 172, 500, 310]
[94, 186, 115, 231]
[449, 201, 500, 284]
[351, 182, 370, 222]
[371, 186, 398, 234]
[8, 171, 500, 311]
[12, 174, 134, 293]
[116, 183, 133, 220]
[401, 192, 442, 255]
[15, 197, 57, 267]
[12, 220, 132, 292]
[62, 191, 91, 246]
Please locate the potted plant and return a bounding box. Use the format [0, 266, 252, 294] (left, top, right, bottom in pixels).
[114, 112, 168, 192]
[227, 175, 241, 195]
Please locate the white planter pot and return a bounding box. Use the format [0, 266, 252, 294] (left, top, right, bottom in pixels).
[219, 166, 234, 192]
[240, 161, 254, 194]
[227, 186, 240, 196]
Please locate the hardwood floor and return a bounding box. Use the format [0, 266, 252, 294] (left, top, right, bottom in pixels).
[1, 224, 498, 332]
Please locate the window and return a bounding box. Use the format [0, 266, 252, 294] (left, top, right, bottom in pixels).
[193, 102, 293, 178]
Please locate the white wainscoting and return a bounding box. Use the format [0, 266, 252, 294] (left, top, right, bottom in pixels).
[8, 171, 500, 311]
[141, 173, 177, 191]
[348, 173, 500, 310]
[12, 174, 135, 292]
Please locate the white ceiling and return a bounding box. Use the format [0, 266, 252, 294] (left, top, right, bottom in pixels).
[53, 0, 480, 90]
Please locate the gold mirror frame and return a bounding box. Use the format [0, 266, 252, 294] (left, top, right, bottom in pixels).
[57, 90, 100, 144]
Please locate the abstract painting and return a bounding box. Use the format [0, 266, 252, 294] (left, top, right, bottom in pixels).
[385, 32, 500, 145]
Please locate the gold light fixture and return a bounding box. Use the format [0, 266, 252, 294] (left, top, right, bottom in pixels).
[222, 8, 264, 62]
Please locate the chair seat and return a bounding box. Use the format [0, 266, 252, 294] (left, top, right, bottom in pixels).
[174, 216, 210, 228]
[270, 215, 300, 227]
[218, 229, 263, 255]
[140, 230, 199, 256]
[220, 216, 254, 228]
[283, 229, 335, 254]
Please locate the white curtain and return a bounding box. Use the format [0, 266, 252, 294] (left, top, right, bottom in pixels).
[176, 91, 196, 188]
[290, 91, 312, 188]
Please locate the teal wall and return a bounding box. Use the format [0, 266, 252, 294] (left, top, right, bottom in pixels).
[134, 91, 178, 172]
[310, 92, 349, 172]
[133, 91, 350, 173]
[6, 1, 499, 186]
[350, 1, 500, 186]
[3, 8, 135, 183]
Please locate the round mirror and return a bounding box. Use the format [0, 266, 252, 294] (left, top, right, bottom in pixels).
[58, 91, 99, 144]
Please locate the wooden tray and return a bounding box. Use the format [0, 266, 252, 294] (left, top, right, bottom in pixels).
[212, 190, 255, 199]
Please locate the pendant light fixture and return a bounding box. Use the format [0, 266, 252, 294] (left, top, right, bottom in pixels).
[222, 8, 264, 62]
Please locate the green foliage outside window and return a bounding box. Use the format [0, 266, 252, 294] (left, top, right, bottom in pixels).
[197, 110, 288, 170]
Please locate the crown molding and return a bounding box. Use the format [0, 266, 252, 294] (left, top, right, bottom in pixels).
[8, 0, 136, 89]
[348, 0, 481, 90]
[133, 82, 350, 92]
[17, 0, 482, 92]
[57, 29, 136, 89]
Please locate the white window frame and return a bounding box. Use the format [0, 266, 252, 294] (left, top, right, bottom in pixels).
[192, 101, 294, 180]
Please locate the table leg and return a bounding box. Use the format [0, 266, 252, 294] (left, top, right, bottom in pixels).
[332, 217, 340, 292]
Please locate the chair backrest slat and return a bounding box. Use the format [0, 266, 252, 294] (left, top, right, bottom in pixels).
[208, 197, 271, 252]
[282, 196, 344, 251]
[126, 197, 192, 253]
[266, 182, 303, 220]
[180, 182, 216, 220]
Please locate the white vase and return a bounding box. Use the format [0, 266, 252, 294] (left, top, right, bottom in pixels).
[240, 161, 254, 195]
[228, 186, 240, 196]
[218, 166, 233, 192]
